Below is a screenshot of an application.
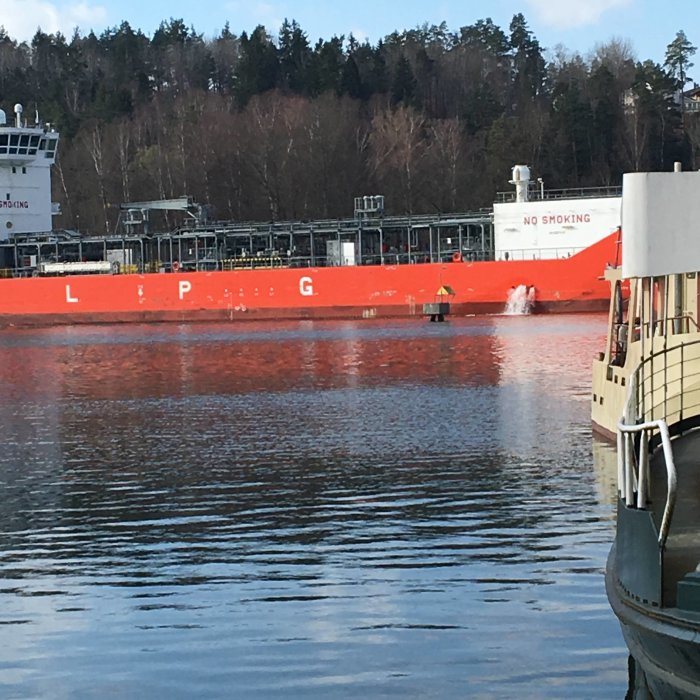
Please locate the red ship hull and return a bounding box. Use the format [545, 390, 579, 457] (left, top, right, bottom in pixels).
[0, 231, 618, 327]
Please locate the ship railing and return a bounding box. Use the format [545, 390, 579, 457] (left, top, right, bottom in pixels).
[617, 415, 677, 548]
[633, 338, 700, 426]
[215, 251, 497, 268]
[495, 185, 622, 203]
[222, 256, 287, 271]
[495, 246, 585, 261]
[637, 314, 700, 338]
[617, 338, 700, 548]
[173, 209, 494, 235]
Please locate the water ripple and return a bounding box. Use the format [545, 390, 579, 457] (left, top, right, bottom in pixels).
[0, 316, 625, 698]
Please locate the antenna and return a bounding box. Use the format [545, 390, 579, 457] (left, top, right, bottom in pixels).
[14, 103, 23, 128]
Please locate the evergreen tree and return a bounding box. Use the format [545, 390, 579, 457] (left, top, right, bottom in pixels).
[339, 55, 362, 99]
[278, 19, 311, 94]
[99, 22, 151, 109]
[308, 36, 344, 95]
[628, 60, 683, 170]
[233, 26, 279, 107]
[589, 64, 623, 181]
[459, 18, 509, 56]
[414, 47, 437, 114]
[547, 78, 593, 183]
[370, 42, 389, 94]
[0, 30, 29, 101]
[509, 13, 545, 103]
[391, 54, 417, 106]
[210, 23, 240, 94]
[665, 30, 697, 120]
[665, 30, 696, 89]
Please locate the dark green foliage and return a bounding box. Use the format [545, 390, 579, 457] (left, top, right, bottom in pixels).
[308, 36, 344, 95]
[509, 13, 546, 104]
[210, 23, 240, 93]
[391, 54, 417, 106]
[369, 43, 389, 94]
[459, 18, 509, 56]
[589, 65, 623, 181]
[278, 19, 311, 94]
[339, 56, 362, 99]
[665, 30, 696, 89]
[233, 26, 279, 106]
[0, 15, 692, 228]
[548, 79, 594, 183]
[629, 60, 684, 170]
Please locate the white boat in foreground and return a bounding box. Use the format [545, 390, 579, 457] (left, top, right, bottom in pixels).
[595, 167, 700, 698]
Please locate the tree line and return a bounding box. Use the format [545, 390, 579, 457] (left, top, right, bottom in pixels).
[1, 15, 697, 233]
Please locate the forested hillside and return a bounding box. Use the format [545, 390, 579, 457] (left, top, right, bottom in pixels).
[1, 14, 697, 233]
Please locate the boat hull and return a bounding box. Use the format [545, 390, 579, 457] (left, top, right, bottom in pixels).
[0, 232, 618, 327]
[607, 544, 700, 699]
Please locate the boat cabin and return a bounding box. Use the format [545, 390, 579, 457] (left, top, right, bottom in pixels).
[592, 170, 700, 440]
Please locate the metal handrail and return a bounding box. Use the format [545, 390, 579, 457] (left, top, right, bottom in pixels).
[635, 338, 700, 421]
[615, 339, 700, 548]
[495, 185, 621, 203]
[617, 417, 677, 548]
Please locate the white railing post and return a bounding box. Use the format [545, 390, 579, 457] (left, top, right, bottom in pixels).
[637, 430, 649, 509]
[625, 432, 635, 506]
[617, 429, 625, 497]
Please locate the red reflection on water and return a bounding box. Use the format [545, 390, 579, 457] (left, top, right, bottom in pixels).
[0, 320, 504, 401]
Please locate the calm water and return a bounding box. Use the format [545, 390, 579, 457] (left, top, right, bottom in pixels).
[0, 315, 627, 699]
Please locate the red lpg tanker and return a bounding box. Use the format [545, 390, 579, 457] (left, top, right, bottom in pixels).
[0, 103, 621, 327]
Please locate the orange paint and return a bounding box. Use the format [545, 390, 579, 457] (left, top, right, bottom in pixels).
[0, 231, 619, 326]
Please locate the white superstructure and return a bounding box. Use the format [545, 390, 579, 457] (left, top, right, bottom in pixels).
[494, 165, 621, 260]
[0, 103, 59, 240]
[622, 170, 700, 278]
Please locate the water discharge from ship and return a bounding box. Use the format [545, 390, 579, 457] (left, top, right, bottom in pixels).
[503, 284, 535, 315]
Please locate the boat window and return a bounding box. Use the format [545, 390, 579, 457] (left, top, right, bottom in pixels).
[653, 277, 665, 336]
[8, 133, 18, 154]
[18, 134, 29, 155]
[44, 136, 57, 158]
[0, 133, 6, 154]
[28, 134, 39, 155]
